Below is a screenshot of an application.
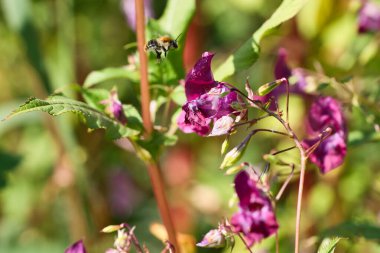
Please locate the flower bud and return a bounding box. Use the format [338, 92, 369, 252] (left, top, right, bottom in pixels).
[257, 79, 285, 96]
[196, 229, 226, 248]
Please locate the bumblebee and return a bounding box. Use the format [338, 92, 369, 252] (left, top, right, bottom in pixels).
[145, 34, 181, 60]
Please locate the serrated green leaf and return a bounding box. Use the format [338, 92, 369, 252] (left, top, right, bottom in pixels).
[81, 88, 109, 110]
[317, 237, 342, 253]
[215, 0, 310, 80]
[5, 95, 140, 139]
[84, 67, 139, 88]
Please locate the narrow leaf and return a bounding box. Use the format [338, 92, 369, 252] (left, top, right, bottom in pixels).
[215, 0, 310, 80]
[5, 95, 141, 139]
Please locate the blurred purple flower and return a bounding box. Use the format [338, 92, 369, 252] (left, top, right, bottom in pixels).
[306, 96, 346, 136]
[303, 133, 347, 174]
[358, 1, 380, 33]
[101, 89, 127, 125]
[178, 52, 238, 136]
[122, 0, 153, 31]
[65, 240, 87, 253]
[303, 96, 347, 173]
[231, 171, 278, 246]
[254, 48, 309, 108]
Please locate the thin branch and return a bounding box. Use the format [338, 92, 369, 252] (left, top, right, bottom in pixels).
[275, 164, 295, 201]
[237, 233, 253, 253]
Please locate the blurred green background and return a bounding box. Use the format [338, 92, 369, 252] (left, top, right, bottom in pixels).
[0, 0, 380, 252]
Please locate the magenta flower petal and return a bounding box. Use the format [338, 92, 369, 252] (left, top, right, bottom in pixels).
[307, 96, 346, 136]
[303, 96, 347, 173]
[303, 133, 347, 173]
[178, 53, 238, 136]
[185, 52, 217, 101]
[358, 1, 380, 33]
[231, 171, 278, 246]
[65, 240, 87, 253]
[177, 103, 211, 136]
[274, 48, 292, 80]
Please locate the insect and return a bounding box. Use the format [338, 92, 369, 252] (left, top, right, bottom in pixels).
[144, 34, 181, 60]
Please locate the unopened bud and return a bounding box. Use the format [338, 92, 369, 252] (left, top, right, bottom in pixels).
[257, 79, 285, 96]
[220, 138, 250, 169]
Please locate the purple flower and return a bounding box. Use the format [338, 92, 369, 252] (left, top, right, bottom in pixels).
[303, 96, 347, 173]
[65, 240, 87, 253]
[178, 52, 238, 136]
[122, 0, 153, 31]
[230, 171, 278, 246]
[306, 96, 346, 136]
[303, 133, 347, 174]
[254, 48, 309, 108]
[358, 1, 380, 33]
[101, 89, 128, 125]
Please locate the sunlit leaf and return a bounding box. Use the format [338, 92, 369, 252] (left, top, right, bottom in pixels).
[5, 95, 141, 139]
[317, 237, 342, 253]
[84, 67, 139, 88]
[215, 0, 310, 80]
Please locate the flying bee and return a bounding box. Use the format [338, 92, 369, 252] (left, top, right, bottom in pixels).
[144, 34, 181, 60]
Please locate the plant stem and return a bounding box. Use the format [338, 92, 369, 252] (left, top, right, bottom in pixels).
[135, 0, 179, 251]
[230, 82, 308, 252]
[294, 156, 306, 253]
[237, 233, 253, 253]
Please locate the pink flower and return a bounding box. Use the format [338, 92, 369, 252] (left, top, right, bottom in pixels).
[231, 171, 278, 246]
[178, 52, 238, 136]
[65, 240, 87, 253]
[303, 96, 347, 173]
[358, 1, 380, 33]
[101, 89, 128, 125]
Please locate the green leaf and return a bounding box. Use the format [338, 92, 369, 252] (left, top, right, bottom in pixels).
[171, 85, 186, 105]
[136, 131, 178, 161]
[215, 0, 310, 80]
[317, 237, 342, 253]
[5, 95, 141, 139]
[348, 130, 380, 147]
[84, 67, 139, 88]
[157, 0, 196, 37]
[81, 88, 109, 110]
[320, 221, 380, 240]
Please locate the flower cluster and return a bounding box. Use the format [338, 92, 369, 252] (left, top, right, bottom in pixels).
[230, 170, 278, 246]
[302, 97, 347, 173]
[177, 52, 238, 136]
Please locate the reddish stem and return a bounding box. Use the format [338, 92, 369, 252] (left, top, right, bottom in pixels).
[135, 0, 179, 251]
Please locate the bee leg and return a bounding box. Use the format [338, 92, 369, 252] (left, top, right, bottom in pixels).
[155, 50, 162, 60]
[164, 49, 168, 58]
